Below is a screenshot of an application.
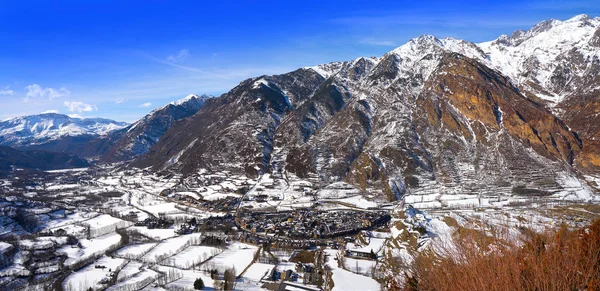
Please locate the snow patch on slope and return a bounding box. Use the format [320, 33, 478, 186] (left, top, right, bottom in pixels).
[477, 14, 600, 104]
[163, 138, 198, 170]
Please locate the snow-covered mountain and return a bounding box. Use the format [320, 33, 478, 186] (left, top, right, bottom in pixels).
[0, 113, 128, 148]
[97, 94, 210, 162]
[133, 14, 600, 200]
[478, 14, 600, 105]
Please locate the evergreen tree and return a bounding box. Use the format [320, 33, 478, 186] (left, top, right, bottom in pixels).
[193, 277, 205, 290]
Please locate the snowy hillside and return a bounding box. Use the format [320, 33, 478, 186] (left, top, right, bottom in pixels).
[477, 14, 600, 104]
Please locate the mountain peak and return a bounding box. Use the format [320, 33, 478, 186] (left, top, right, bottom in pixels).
[0, 113, 128, 148]
[170, 93, 211, 106]
[566, 13, 590, 23]
[102, 93, 211, 162]
[475, 14, 600, 104]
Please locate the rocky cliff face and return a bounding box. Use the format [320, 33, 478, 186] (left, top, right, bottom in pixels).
[133, 15, 600, 199]
[473, 14, 600, 173]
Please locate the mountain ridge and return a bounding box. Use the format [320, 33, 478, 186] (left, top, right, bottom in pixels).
[131, 14, 600, 201]
[0, 113, 128, 149]
[97, 94, 211, 162]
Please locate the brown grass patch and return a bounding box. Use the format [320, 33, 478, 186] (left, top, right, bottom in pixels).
[392, 219, 600, 291]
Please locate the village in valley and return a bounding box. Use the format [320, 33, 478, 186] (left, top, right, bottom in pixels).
[0, 166, 396, 291]
[0, 164, 598, 291]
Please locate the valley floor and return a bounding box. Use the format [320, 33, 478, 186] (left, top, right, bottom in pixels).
[0, 166, 598, 291]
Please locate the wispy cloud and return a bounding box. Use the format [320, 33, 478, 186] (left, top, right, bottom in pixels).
[64, 101, 97, 112]
[141, 50, 231, 78]
[115, 98, 125, 104]
[0, 85, 14, 96]
[24, 84, 70, 102]
[148, 55, 225, 77]
[360, 39, 398, 47]
[41, 109, 60, 114]
[167, 49, 190, 63]
[139, 102, 152, 108]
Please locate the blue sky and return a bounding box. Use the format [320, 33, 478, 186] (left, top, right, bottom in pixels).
[0, 0, 598, 122]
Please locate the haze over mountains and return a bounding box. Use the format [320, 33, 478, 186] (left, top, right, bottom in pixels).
[2, 15, 600, 200]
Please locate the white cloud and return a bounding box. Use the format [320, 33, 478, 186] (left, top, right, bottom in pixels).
[24, 84, 70, 102]
[360, 39, 398, 46]
[67, 114, 83, 118]
[167, 49, 190, 63]
[63, 101, 97, 113]
[115, 98, 125, 104]
[0, 85, 14, 96]
[139, 102, 152, 108]
[41, 110, 60, 114]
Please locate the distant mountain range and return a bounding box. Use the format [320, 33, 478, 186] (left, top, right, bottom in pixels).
[0, 113, 128, 148]
[0, 94, 211, 170]
[2, 15, 600, 199]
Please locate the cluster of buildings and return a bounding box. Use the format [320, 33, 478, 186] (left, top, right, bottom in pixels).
[134, 217, 173, 229]
[260, 250, 324, 291]
[238, 210, 390, 240]
[159, 189, 241, 212]
[175, 215, 237, 235]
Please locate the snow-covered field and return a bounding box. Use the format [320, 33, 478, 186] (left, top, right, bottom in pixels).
[347, 236, 386, 255]
[63, 255, 126, 291]
[129, 226, 176, 240]
[141, 234, 201, 263]
[203, 242, 257, 275]
[325, 250, 380, 291]
[161, 245, 222, 269]
[343, 257, 377, 276]
[243, 262, 275, 281]
[158, 266, 215, 291]
[82, 214, 133, 238]
[108, 269, 159, 291]
[58, 233, 123, 267]
[114, 243, 157, 259]
[116, 261, 144, 282]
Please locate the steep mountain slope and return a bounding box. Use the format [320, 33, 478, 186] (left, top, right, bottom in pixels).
[467, 14, 600, 172]
[0, 146, 89, 171]
[276, 36, 586, 199]
[477, 14, 600, 105]
[0, 113, 127, 149]
[98, 94, 210, 162]
[133, 69, 326, 175]
[133, 15, 599, 199]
